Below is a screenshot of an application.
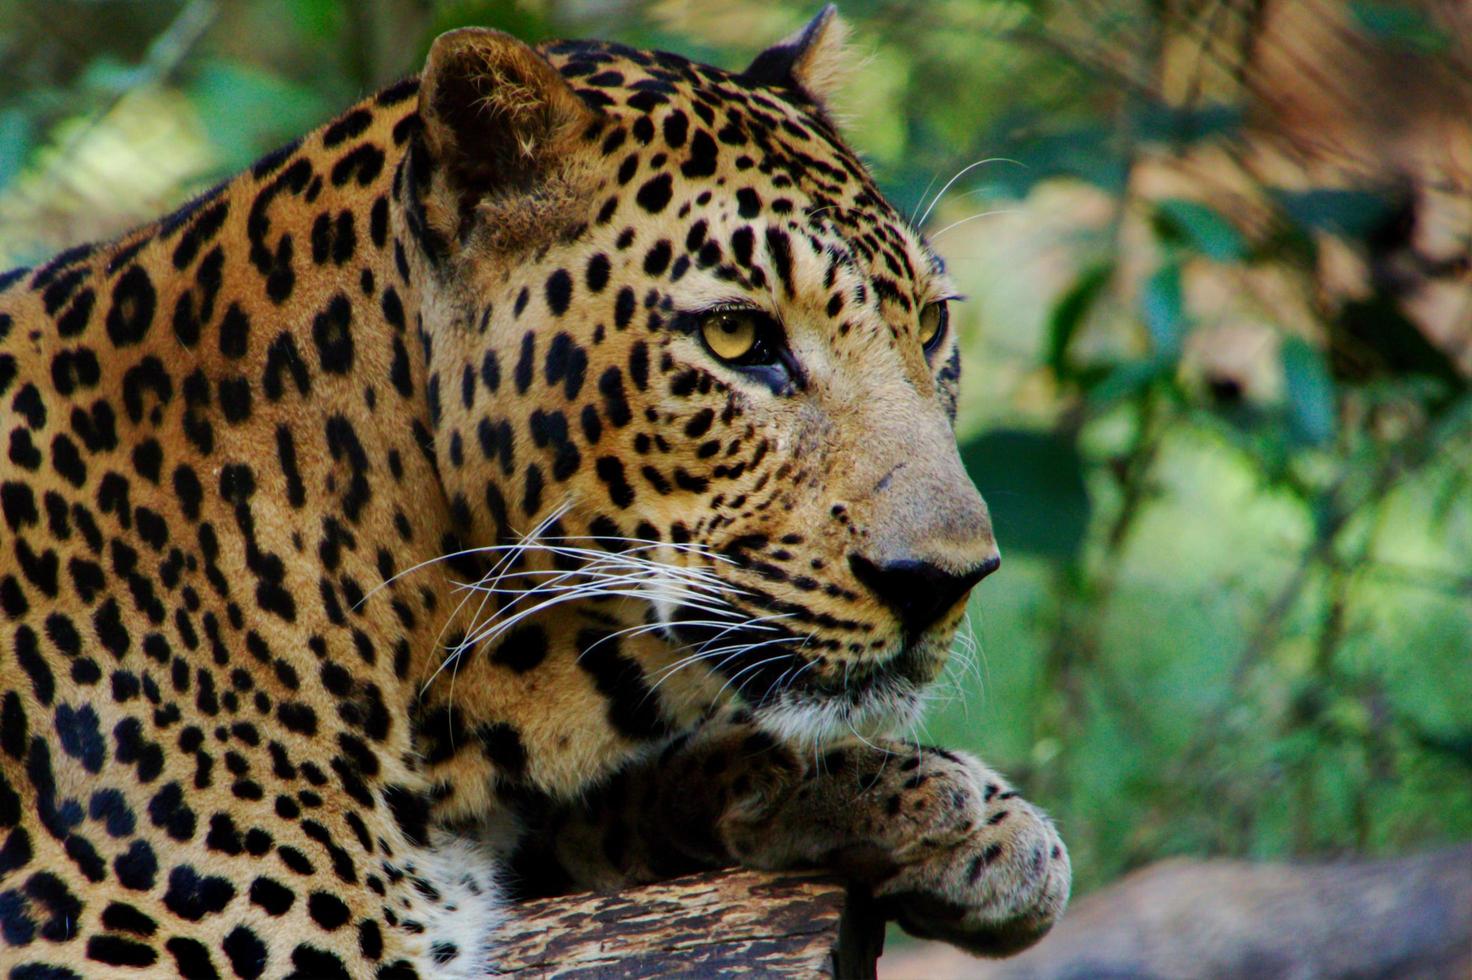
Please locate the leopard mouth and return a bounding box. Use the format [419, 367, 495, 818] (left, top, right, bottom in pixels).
[662, 603, 938, 738]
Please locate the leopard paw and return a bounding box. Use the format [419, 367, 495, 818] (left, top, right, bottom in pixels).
[865, 750, 1070, 956]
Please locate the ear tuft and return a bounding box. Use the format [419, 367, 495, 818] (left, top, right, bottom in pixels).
[418, 27, 597, 201]
[742, 5, 854, 108]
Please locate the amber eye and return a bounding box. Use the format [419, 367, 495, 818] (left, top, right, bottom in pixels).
[918, 301, 949, 352]
[698, 309, 781, 365]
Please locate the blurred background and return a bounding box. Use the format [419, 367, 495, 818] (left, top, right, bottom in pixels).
[3, 1, 1470, 975]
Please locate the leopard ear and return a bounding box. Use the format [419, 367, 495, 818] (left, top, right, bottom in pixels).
[418, 27, 597, 203]
[741, 5, 853, 108]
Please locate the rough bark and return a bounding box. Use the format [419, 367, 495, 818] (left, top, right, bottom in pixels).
[490, 869, 883, 977]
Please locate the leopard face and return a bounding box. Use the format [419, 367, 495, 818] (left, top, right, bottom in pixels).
[415, 15, 999, 756]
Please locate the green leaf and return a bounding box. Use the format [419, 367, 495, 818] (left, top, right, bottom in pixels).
[1087, 358, 1171, 406]
[1349, 2, 1449, 53]
[1141, 261, 1185, 358]
[1135, 99, 1243, 145]
[187, 60, 332, 174]
[1155, 199, 1245, 261]
[1281, 337, 1337, 445]
[959, 428, 1090, 561]
[1272, 188, 1391, 239]
[1003, 123, 1128, 194]
[0, 109, 34, 193]
[1046, 263, 1113, 380]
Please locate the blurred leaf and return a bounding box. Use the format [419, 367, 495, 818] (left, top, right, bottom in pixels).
[1135, 100, 1242, 145]
[1272, 188, 1391, 239]
[430, 1, 553, 41]
[0, 109, 33, 193]
[1281, 337, 1337, 446]
[288, 0, 344, 42]
[1349, 2, 1449, 53]
[1088, 357, 1171, 406]
[1141, 261, 1185, 358]
[960, 428, 1090, 560]
[79, 55, 151, 96]
[1046, 263, 1113, 380]
[1155, 199, 1246, 262]
[1000, 122, 1128, 194]
[187, 60, 332, 173]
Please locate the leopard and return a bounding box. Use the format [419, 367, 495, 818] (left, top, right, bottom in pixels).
[0, 7, 1069, 977]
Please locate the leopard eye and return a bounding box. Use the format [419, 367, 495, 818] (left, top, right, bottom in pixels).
[699, 309, 780, 366]
[918, 301, 948, 352]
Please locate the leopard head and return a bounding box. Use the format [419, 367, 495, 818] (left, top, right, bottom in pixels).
[408, 8, 997, 751]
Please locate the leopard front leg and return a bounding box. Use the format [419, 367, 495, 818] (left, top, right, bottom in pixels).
[522, 721, 1070, 957]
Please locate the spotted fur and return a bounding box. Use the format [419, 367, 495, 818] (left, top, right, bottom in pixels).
[0, 9, 1067, 976]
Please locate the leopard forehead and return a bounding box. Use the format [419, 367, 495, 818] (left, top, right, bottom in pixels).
[465, 37, 955, 332]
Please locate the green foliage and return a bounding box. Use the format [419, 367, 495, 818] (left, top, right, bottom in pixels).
[1153, 199, 1246, 262]
[961, 429, 1090, 561]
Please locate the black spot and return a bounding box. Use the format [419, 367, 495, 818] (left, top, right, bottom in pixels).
[165, 935, 220, 980]
[263, 333, 311, 400]
[514, 332, 535, 394]
[595, 456, 635, 508]
[249, 876, 295, 916]
[100, 901, 156, 936]
[389, 338, 413, 398]
[521, 463, 543, 516]
[635, 173, 673, 213]
[323, 108, 372, 147]
[106, 266, 155, 347]
[121, 356, 173, 425]
[311, 294, 354, 374]
[1, 481, 37, 530]
[736, 187, 762, 218]
[358, 919, 384, 961]
[290, 946, 351, 980]
[577, 629, 666, 738]
[331, 144, 385, 187]
[114, 839, 158, 890]
[56, 288, 96, 338]
[278, 702, 318, 736]
[545, 268, 573, 315]
[682, 129, 718, 178]
[15, 626, 54, 706]
[613, 286, 636, 330]
[276, 425, 305, 508]
[87, 935, 158, 968]
[49, 434, 86, 488]
[544, 334, 587, 400]
[370, 197, 389, 248]
[219, 303, 251, 359]
[628, 341, 649, 390]
[49, 347, 101, 396]
[223, 925, 268, 979]
[643, 240, 672, 276]
[765, 228, 794, 294]
[173, 465, 204, 522]
[307, 891, 351, 931]
[53, 703, 105, 773]
[218, 376, 253, 424]
[585, 253, 610, 292]
[490, 622, 548, 674]
[663, 110, 689, 148]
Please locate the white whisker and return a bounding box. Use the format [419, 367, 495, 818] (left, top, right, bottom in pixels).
[916, 157, 1023, 229]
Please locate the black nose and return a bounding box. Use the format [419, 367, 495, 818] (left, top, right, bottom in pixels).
[849, 553, 999, 636]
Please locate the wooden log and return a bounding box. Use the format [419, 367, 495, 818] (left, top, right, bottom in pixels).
[489, 869, 884, 977]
